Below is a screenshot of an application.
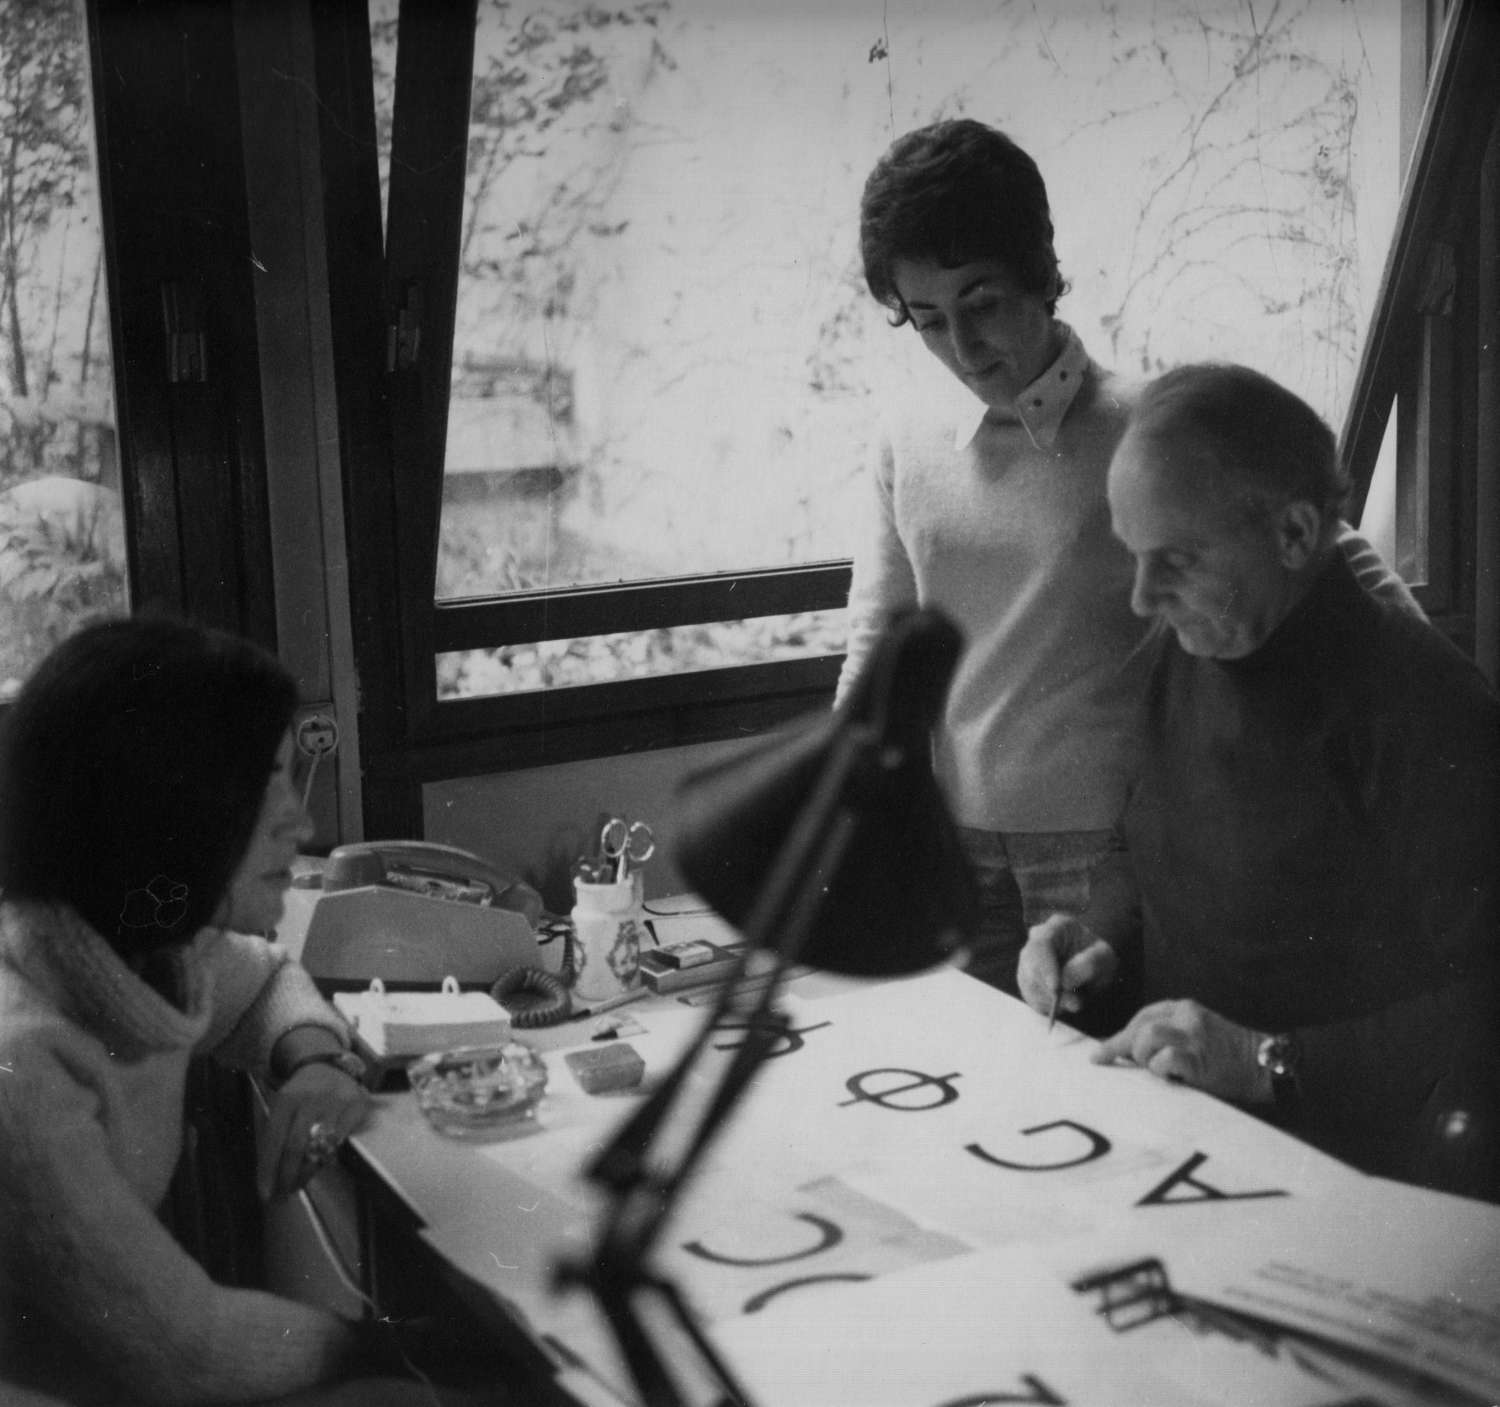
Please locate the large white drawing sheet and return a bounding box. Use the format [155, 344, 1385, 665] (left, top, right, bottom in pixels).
[378, 964, 1500, 1405]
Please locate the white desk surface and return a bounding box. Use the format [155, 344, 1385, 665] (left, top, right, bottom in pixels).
[276, 886, 1500, 1407]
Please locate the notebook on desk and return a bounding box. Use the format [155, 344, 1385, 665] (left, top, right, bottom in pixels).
[335, 979, 512, 1051]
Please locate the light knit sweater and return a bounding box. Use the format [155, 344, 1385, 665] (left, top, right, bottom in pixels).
[839, 327, 1146, 830]
[0, 898, 359, 1405]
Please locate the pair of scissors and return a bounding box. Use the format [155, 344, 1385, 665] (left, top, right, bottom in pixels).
[600, 816, 655, 883]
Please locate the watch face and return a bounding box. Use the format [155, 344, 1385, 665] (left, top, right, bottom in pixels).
[1258, 1033, 1298, 1078]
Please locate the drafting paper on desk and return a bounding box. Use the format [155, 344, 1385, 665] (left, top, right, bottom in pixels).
[837, 1053, 1359, 1254]
[649, 964, 1370, 1367]
[706, 966, 1357, 1246]
[782, 968, 1350, 1183]
[1161, 1179, 1500, 1403]
[672, 967, 1043, 1181]
[711, 1244, 1347, 1407]
[1027, 1178, 1500, 1406]
[658, 1171, 971, 1324]
[370, 966, 1420, 1406]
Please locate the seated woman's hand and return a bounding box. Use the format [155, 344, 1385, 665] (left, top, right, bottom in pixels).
[258, 1061, 375, 1199]
[1091, 998, 1269, 1104]
[1017, 912, 1118, 1021]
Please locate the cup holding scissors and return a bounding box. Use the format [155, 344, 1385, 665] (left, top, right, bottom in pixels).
[600, 817, 654, 884]
[573, 818, 652, 1003]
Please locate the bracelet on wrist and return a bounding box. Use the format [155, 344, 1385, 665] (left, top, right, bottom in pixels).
[278, 1048, 368, 1088]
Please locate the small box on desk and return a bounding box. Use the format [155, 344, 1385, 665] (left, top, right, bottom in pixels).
[564, 1042, 646, 1094]
[638, 939, 742, 993]
[333, 979, 513, 1088]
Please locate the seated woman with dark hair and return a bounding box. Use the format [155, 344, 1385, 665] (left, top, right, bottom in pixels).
[0, 617, 505, 1406]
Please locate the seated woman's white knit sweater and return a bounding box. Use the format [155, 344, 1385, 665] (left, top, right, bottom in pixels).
[0, 899, 359, 1405]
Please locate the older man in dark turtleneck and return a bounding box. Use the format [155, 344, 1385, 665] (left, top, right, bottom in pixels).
[1018, 362, 1500, 1202]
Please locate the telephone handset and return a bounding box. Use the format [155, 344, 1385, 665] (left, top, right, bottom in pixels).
[322, 840, 544, 926]
[303, 840, 545, 989]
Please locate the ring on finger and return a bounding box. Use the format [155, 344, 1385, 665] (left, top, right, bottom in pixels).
[305, 1119, 341, 1166]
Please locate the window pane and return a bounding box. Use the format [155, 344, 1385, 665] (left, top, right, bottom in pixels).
[406, 0, 1404, 697]
[0, 0, 125, 702]
[439, 606, 845, 696]
[370, 0, 395, 241]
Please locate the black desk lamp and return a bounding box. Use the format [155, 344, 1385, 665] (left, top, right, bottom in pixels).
[557, 608, 978, 1407]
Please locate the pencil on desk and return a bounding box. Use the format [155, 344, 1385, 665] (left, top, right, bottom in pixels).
[569, 985, 649, 1021]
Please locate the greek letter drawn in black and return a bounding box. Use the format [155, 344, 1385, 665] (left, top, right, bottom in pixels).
[711, 1018, 832, 1058]
[837, 1066, 962, 1112]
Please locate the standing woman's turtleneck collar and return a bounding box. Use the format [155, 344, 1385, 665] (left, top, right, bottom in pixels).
[0, 898, 215, 1061]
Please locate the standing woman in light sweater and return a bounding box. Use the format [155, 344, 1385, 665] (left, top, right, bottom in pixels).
[0, 617, 504, 1405]
[844, 120, 1411, 998]
[844, 119, 1147, 996]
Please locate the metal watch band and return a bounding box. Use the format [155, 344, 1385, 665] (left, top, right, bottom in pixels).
[1256, 1032, 1301, 1110]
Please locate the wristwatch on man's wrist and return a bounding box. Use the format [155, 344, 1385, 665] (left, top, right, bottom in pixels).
[1255, 1031, 1301, 1110]
[278, 1047, 368, 1088]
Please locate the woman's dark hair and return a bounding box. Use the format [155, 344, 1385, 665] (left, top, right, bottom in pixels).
[860, 118, 1067, 323]
[1131, 362, 1350, 524]
[0, 615, 299, 954]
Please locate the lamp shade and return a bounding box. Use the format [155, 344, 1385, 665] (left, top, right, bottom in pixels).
[674, 609, 978, 977]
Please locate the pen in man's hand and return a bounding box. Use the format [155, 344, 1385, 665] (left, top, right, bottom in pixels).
[1047, 979, 1064, 1033]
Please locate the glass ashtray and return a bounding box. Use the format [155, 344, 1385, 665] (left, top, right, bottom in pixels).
[407, 1041, 549, 1140]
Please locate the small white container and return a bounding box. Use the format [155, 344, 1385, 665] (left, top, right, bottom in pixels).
[570, 872, 645, 1004]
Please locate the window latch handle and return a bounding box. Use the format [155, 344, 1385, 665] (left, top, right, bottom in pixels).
[386, 282, 424, 372]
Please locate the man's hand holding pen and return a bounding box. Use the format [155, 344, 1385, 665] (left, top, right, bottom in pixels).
[1020, 916, 1274, 1103]
[1017, 912, 1118, 1030]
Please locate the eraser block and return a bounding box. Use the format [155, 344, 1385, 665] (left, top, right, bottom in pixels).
[659, 939, 716, 969]
[564, 1042, 646, 1094]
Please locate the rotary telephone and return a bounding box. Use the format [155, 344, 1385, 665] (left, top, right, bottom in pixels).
[300, 840, 545, 990]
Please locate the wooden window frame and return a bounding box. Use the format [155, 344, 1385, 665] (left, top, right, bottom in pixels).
[84, 0, 281, 1291]
[1340, 0, 1500, 657]
[88, 0, 278, 643]
[311, 0, 844, 836]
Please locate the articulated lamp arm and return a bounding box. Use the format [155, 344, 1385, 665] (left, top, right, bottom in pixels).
[557, 609, 976, 1407]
